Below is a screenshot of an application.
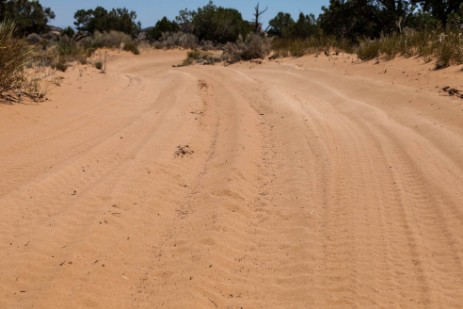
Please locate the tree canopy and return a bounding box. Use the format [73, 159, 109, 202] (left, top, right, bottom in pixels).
[0, 0, 55, 35]
[319, 0, 383, 40]
[317, 0, 463, 41]
[267, 12, 317, 39]
[189, 1, 251, 43]
[2, 0, 463, 45]
[74, 7, 140, 36]
[148, 17, 179, 40]
[268, 12, 295, 38]
[411, 0, 463, 27]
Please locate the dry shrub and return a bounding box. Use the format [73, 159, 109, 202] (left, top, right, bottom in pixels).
[123, 40, 140, 55]
[355, 31, 463, 67]
[356, 40, 381, 60]
[89, 31, 131, 48]
[26, 33, 42, 44]
[153, 32, 198, 49]
[222, 42, 241, 63]
[434, 33, 463, 69]
[95, 61, 103, 70]
[288, 40, 308, 57]
[82, 31, 140, 55]
[57, 36, 87, 64]
[52, 58, 69, 72]
[198, 40, 216, 51]
[180, 50, 221, 66]
[241, 34, 271, 60]
[271, 30, 463, 67]
[223, 34, 271, 63]
[28, 31, 139, 76]
[0, 20, 43, 102]
[30, 36, 86, 72]
[271, 36, 352, 58]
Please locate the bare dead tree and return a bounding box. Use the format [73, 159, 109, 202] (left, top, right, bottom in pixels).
[253, 2, 268, 34]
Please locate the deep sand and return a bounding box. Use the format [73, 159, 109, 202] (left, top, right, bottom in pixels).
[1, 50, 463, 308]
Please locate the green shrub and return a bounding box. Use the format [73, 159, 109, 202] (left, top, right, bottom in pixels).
[61, 26, 75, 38]
[95, 61, 103, 70]
[148, 17, 179, 41]
[74, 7, 140, 35]
[191, 2, 251, 44]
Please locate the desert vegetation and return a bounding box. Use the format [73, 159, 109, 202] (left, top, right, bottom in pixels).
[144, 0, 463, 69]
[0, 20, 43, 102]
[268, 1, 463, 69]
[0, 0, 55, 36]
[0, 1, 142, 102]
[2, 0, 463, 102]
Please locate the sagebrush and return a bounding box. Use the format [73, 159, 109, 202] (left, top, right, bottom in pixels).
[223, 34, 271, 63]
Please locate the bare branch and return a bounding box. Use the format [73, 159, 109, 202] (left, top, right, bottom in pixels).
[253, 2, 268, 33]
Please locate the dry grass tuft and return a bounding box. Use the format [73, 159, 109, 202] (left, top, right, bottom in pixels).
[271, 31, 463, 68]
[0, 20, 44, 102]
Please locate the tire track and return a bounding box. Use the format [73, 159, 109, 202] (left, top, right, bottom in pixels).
[2, 51, 463, 308]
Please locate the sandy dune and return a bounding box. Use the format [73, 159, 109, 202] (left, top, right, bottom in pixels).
[1, 50, 463, 308]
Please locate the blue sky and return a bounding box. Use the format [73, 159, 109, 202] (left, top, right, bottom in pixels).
[40, 0, 329, 29]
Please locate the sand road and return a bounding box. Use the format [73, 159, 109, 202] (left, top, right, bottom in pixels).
[1, 50, 463, 308]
